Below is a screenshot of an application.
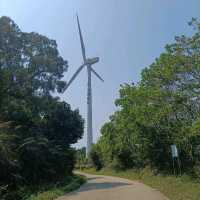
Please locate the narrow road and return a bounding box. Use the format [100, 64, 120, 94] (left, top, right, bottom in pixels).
[56, 172, 169, 200]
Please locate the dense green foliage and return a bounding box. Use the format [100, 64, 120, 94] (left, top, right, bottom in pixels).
[91, 18, 200, 175]
[0, 17, 84, 199]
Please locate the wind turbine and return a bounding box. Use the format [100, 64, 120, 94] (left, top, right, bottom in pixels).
[63, 15, 104, 156]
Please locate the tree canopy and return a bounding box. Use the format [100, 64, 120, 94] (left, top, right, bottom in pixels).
[0, 16, 84, 200]
[90, 19, 200, 175]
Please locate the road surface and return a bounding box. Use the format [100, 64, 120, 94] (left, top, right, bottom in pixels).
[56, 172, 169, 200]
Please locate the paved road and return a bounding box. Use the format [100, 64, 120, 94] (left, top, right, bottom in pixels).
[56, 172, 169, 200]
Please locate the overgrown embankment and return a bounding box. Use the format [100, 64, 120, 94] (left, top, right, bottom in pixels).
[89, 18, 200, 178]
[84, 18, 200, 200]
[27, 175, 86, 200]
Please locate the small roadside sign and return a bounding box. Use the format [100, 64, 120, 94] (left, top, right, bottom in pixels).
[171, 144, 178, 158]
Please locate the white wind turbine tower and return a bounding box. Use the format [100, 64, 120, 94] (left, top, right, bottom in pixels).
[63, 15, 104, 156]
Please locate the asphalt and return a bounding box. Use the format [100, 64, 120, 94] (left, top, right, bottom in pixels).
[56, 172, 169, 200]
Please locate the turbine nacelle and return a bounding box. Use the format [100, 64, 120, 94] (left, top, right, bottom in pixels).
[85, 57, 99, 65]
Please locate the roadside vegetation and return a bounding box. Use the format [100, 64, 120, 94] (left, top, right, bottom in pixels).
[82, 18, 200, 200]
[89, 18, 200, 176]
[0, 17, 84, 200]
[27, 175, 86, 200]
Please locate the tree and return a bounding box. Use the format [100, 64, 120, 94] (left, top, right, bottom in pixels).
[0, 16, 84, 199]
[94, 18, 200, 173]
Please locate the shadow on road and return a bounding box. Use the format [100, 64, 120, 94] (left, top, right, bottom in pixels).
[78, 181, 132, 192]
[62, 173, 134, 199]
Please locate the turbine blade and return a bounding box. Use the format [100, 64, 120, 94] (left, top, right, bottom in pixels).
[63, 64, 85, 92]
[90, 67, 104, 82]
[77, 14, 86, 62]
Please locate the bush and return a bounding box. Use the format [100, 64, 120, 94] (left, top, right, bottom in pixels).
[89, 145, 103, 171]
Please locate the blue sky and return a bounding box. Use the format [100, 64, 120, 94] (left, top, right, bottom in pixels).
[1, 0, 200, 147]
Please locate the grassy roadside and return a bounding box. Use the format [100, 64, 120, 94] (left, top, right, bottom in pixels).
[26, 175, 86, 200]
[82, 168, 200, 200]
